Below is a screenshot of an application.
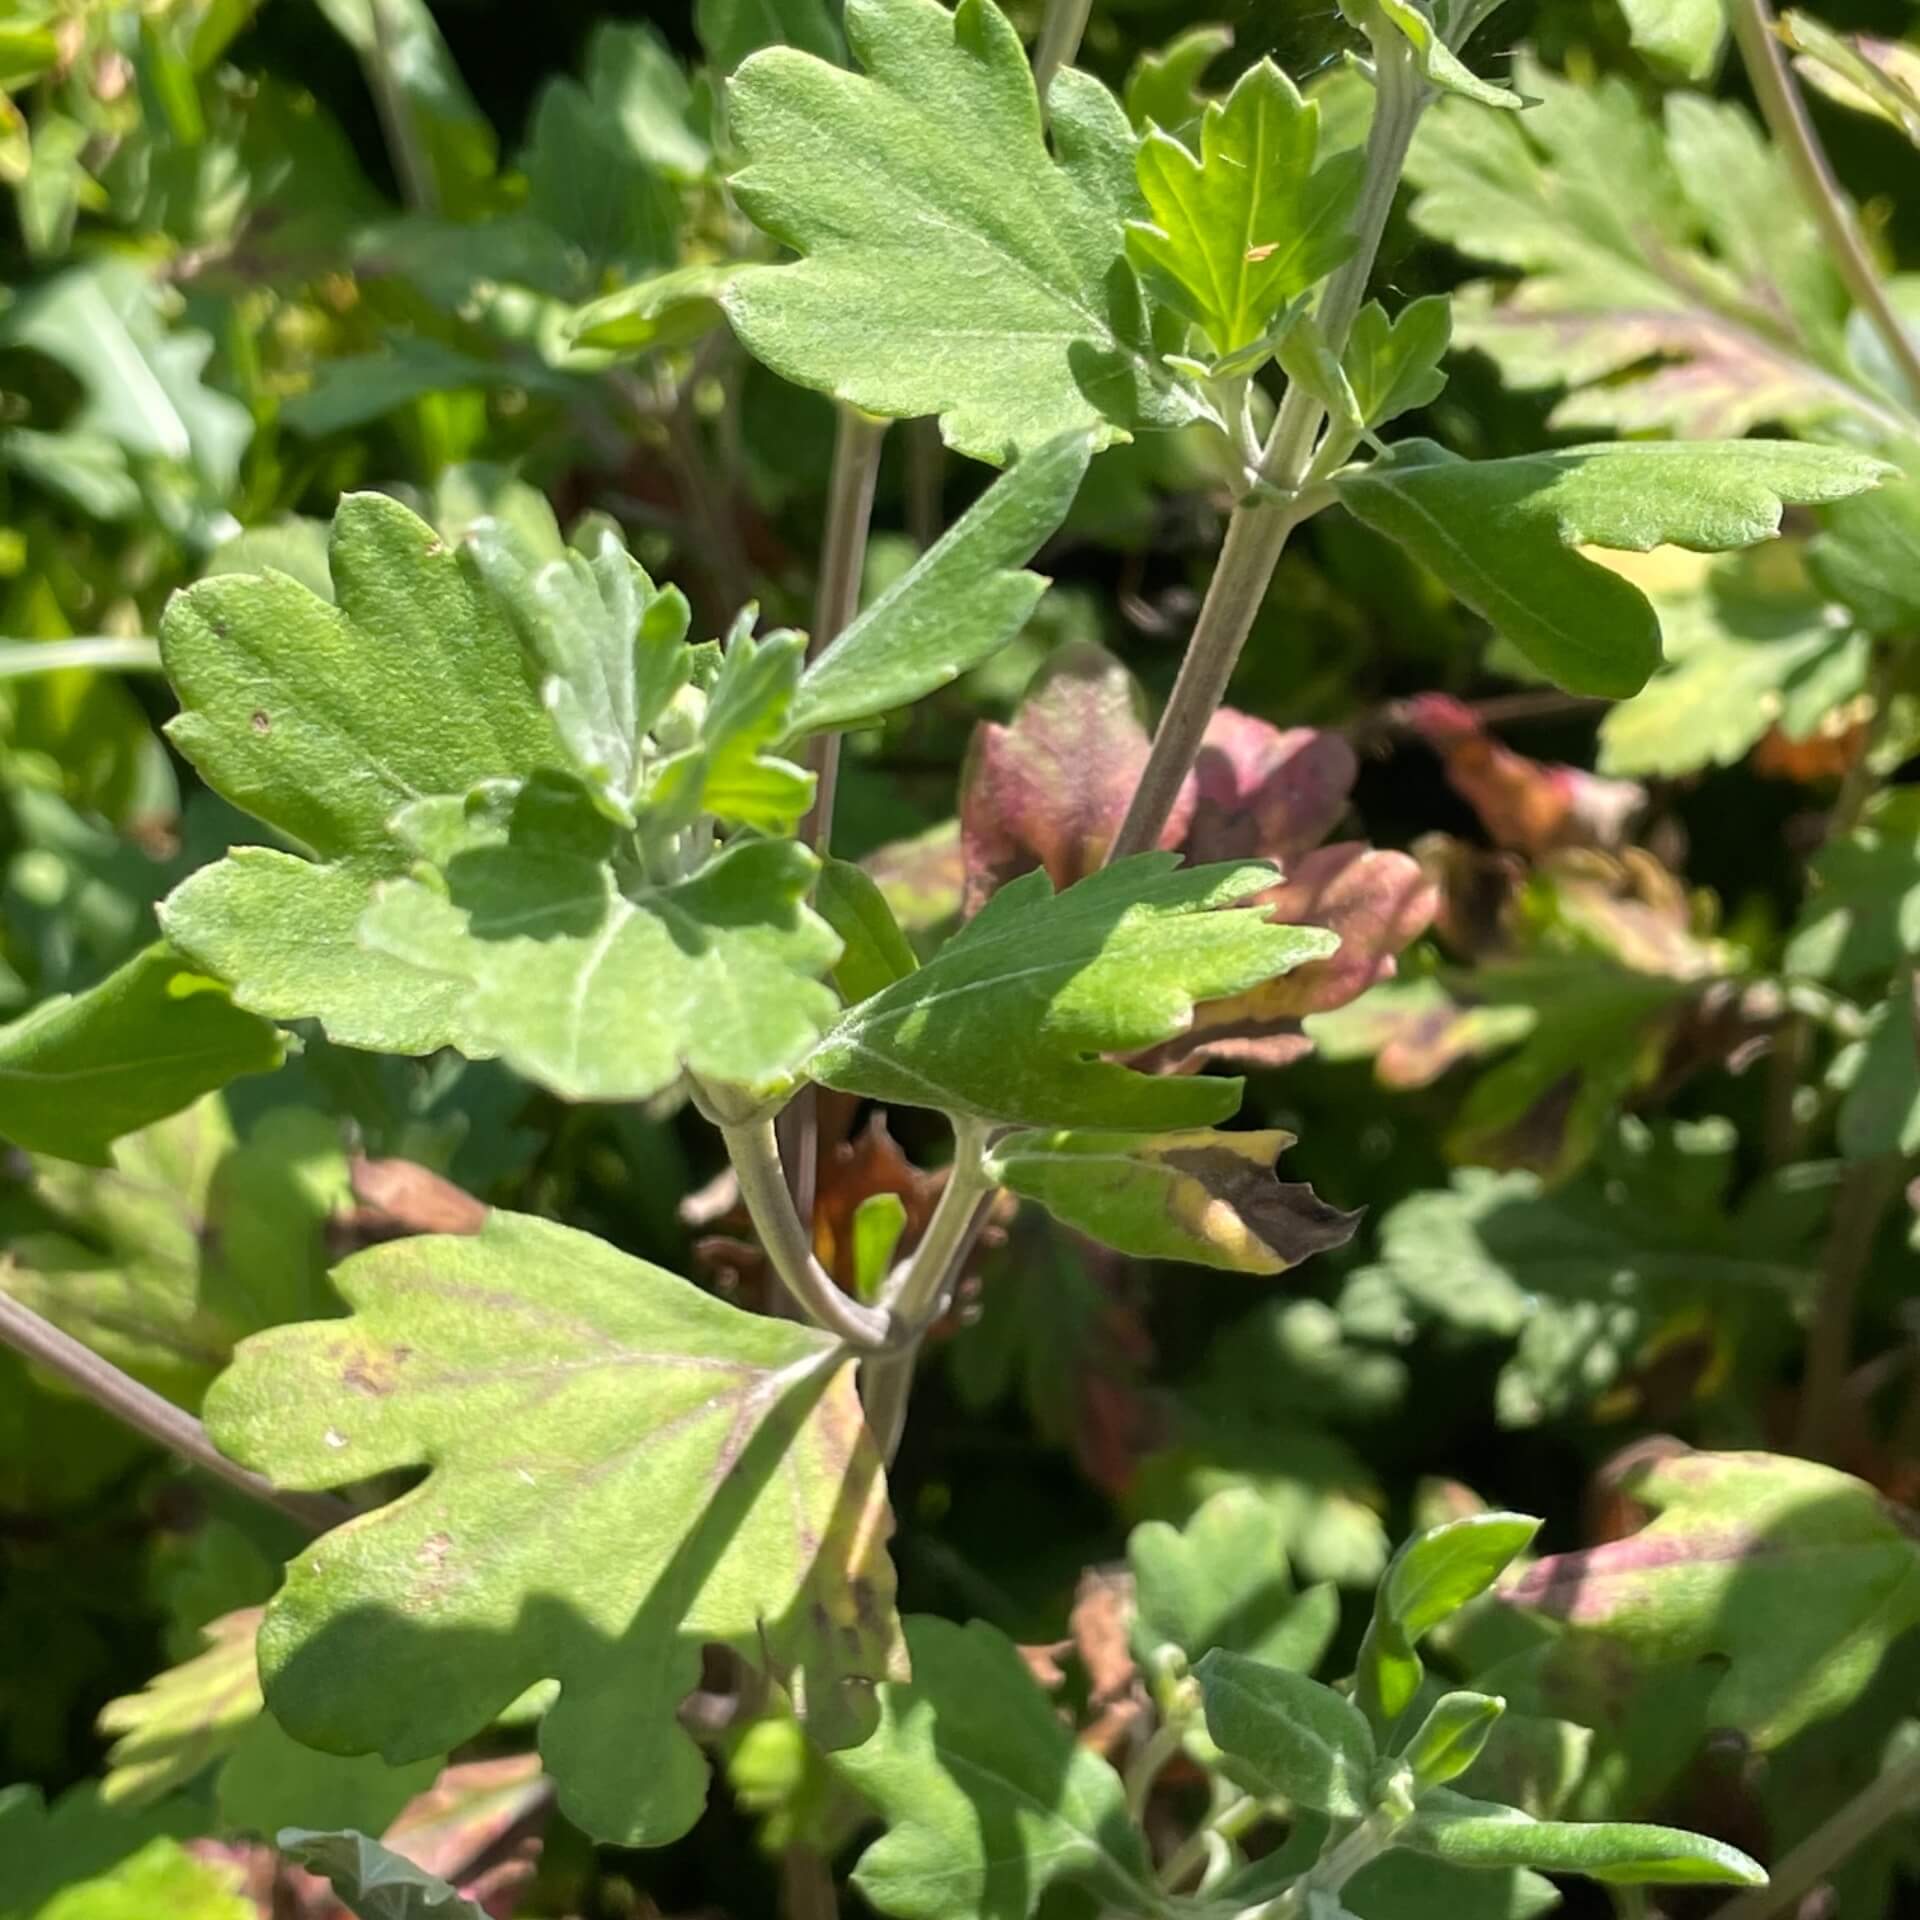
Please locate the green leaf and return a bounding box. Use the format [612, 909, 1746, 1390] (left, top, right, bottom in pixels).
[0, 1786, 201, 1920]
[834, 1615, 1163, 1920]
[1343, 1120, 1824, 1428]
[986, 1127, 1357, 1273]
[566, 263, 732, 357]
[1343, 297, 1451, 432]
[1403, 1691, 1505, 1792]
[312, 0, 497, 214]
[1125, 60, 1361, 358]
[159, 491, 561, 1057]
[358, 778, 841, 1101]
[851, 1192, 909, 1301]
[203, 1209, 904, 1847]
[1335, 438, 1888, 697]
[1502, 1449, 1920, 1749]
[1786, 789, 1920, 984]
[1811, 476, 1920, 634]
[1833, 983, 1920, 1160]
[6, 1098, 350, 1409]
[1194, 1647, 1376, 1816]
[1356, 1512, 1539, 1730]
[33, 1838, 257, 1920]
[1618, 0, 1726, 81]
[1364, 0, 1524, 109]
[1599, 556, 1868, 779]
[1405, 62, 1854, 441]
[462, 515, 693, 822]
[817, 859, 919, 1006]
[1127, 1487, 1341, 1674]
[275, 1830, 486, 1920]
[1123, 24, 1233, 137]
[2, 261, 254, 499]
[724, 0, 1202, 463]
[806, 853, 1337, 1129]
[0, 946, 284, 1166]
[1403, 1790, 1765, 1887]
[698, 0, 843, 72]
[1781, 12, 1920, 145]
[787, 433, 1091, 736]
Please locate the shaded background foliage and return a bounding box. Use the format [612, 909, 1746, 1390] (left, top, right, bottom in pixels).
[3, 0, 1920, 1915]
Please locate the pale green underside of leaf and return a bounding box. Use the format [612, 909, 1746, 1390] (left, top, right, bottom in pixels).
[807, 854, 1337, 1129]
[788, 433, 1092, 736]
[0, 945, 285, 1166]
[204, 1210, 904, 1848]
[1336, 439, 1889, 698]
[360, 827, 842, 1102]
[836, 1616, 1161, 1920]
[158, 491, 565, 1059]
[276, 1828, 486, 1920]
[723, 0, 1201, 463]
[161, 851, 488, 1059]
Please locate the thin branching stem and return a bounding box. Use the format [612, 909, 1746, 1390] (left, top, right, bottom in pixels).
[1716, 1741, 1920, 1920]
[1797, 1151, 1904, 1460]
[365, 0, 437, 215]
[719, 1114, 898, 1351]
[0, 1290, 351, 1533]
[1032, 0, 1094, 111]
[1729, 0, 1920, 405]
[861, 1119, 995, 1461]
[1108, 33, 1428, 862]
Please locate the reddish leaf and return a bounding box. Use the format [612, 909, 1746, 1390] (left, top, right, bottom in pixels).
[1150, 844, 1438, 1070]
[1405, 695, 1646, 856]
[1185, 711, 1357, 865]
[959, 642, 1192, 911]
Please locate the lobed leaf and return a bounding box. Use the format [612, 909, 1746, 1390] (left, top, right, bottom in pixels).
[986, 1127, 1358, 1273]
[1336, 438, 1889, 697]
[1125, 60, 1361, 358]
[203, 1210, 905, 1847]
[835, 1615, 1164, 1920]
[724, 0, 1201, 462]
[159, 491, 561, 1057]
[1128, 1488, 1341, 1675]
[806, 854, 1337, 1130]
[359, 778, 841, 1102]
[1499, 1448, 1920, 1748]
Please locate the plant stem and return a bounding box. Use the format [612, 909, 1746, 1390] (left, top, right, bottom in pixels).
[365, 0, 436, 215]
[1108, 35, 1428, 863]
[1729, 0, 1920, 405]
[860, 1119, 994, 1461]
[1797, 1154, 1904, 1460]
[1246, 1807, 1405, 1920]
[1716, 1742, 1920, 1920]
[0, 1291, 350, 1533]
[784, 407, 888, 1214]
[718, 1114, 897, 1351]
[1158, 1792, 1263, 1892]
[1125, 1716, 1190, 1823]
[798, 406, 888, 860]
[0, 636, 161, 678]
[1032, 0, 1093, 108]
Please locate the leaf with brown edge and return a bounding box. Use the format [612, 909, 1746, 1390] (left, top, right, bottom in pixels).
[203, 1209, 905, 1848]
[987, 1128, 1357, 1274]
[1185, 712, 1357, 867]
[1147, 844, 1438, 1073]
[959, 641, 1187, 913]
[1499, 1449, 1920, 1749]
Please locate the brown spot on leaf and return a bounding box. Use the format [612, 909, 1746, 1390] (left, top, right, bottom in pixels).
[248, 709, 271, 735]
